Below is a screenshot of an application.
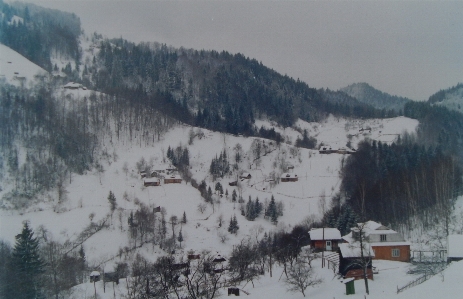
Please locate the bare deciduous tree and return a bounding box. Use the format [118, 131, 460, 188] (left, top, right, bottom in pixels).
[284, 258, 322, 297]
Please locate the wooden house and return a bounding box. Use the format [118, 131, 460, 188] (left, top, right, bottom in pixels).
[309, 228, 343, 252]
[447, 235, 463, 263]
[164, 174, 182, 184]
[240, 173, 251, 180]
[343, 221, 410, 262]
[339, 243, 375, 280]
[144, 178, 160, 187]
[280, 173, 298, 182]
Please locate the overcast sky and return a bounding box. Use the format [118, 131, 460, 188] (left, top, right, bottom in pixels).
[17, 0, 463, 101]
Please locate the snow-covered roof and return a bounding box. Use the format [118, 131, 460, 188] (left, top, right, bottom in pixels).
[281, 173, 298, 179]
[339, 242, 375, 258]
[90, 271, 100, 276]
[369, 241, 410, 247]
[352, 220, 398, 236]
[144, 178, 160, 183]
[448, 235, 463, 258]
[166, 174, 182, 180]
[64, 82, 86, 89]
[309, 228, 342, 240]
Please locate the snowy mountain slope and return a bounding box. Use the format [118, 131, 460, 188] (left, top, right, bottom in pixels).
[429, 83, 463, 113]
[341, 83, 411, 112]
[0, 116, 419, 267]
[0, 43, 47, 86]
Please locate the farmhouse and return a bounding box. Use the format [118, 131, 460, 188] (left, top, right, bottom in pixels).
[309, 228, 343, 252]
[164, 174, 182, 184]
[280, 173, 298, 182]
[339, 242, 375, 280]
[144, 178, 160, 187]
[447, 235, 463, 263]
[343, 220, 410, 262]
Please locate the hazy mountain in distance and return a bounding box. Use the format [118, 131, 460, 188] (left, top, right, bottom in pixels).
[428, 83, 463, 113]
[340, 82, 411, 112]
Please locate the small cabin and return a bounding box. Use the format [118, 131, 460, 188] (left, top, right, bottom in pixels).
[140, 171, 147, 179]
[319, 146, 333, 154]
[164, 174, 182, 184]
[229, 181, 238, 186]
[240, 173, 251, 180]
[309, 228, 343, 252]
[280, 173, 298, 182]
[144, 178, 160, 187]
[90, 271, 100, 282]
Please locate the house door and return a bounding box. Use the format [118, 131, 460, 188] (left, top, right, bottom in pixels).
[326, 240, 332, 251]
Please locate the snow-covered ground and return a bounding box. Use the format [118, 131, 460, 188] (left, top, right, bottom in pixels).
[0, 43, 47, 87]
[1, 42, 446, 298]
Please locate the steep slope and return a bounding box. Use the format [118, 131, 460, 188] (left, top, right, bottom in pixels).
[428, 83, 463, 113]
[340, 82, 410, 112]
[0, 43, 47, 86]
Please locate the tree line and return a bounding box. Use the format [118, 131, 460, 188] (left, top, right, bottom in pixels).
[340, 138, 463, 232]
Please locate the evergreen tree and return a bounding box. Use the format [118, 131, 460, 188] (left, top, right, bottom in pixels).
[232, 189, 237, 202]
[181, 211, 187, 224]
[266, 195, 278, 225]
[228, 215, 239, 234]
[245, 197, 254, 221]
[107, 190, 117, 213]
[207, 186, 213, 202]
[177, 229, 184, 248]
[215, 182, 223, 195]
[255, 197, 262, 216]
[8, 222, 46, 299]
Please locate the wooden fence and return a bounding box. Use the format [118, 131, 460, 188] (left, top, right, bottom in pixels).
[397, 266, 446, 294]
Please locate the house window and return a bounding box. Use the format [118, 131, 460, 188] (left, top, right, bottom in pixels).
[380, 234, 387, 242]
[392, 249, 400, 257]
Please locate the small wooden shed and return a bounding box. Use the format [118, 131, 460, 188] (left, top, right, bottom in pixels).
[90, 271, 100, 282]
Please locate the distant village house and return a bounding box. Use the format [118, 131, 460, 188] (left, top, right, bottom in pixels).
[164, 174, 182, 184]
[280, 173, 298, 182]
[144, 178, 160, 187]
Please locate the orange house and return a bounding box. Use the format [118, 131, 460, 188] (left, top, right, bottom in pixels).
[343, 221, 410, 262]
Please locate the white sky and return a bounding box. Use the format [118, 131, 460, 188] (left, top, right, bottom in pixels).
[13, 0, 463, 101]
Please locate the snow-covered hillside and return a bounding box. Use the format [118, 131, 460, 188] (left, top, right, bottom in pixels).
[0, 115, 418, 264]
[0, 43, 47, 86]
